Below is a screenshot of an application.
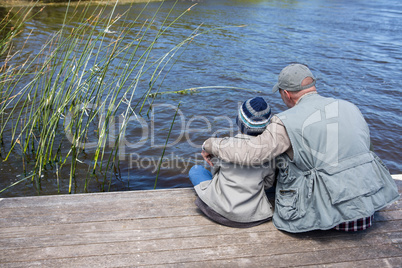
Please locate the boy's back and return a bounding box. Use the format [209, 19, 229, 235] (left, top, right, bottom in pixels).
[189, 97, 274, 227]
[195, 133, 275, 223]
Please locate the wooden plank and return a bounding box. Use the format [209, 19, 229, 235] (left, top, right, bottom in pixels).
[301, 257, 402, 268]
[1, 208, 400, 240]
[0, 199, 399, 231]
[152, 252, 402, 268]
[158, 257, 402, 268]
[0, 215, 400, 250]
[0, 196, 199, 227]
[0, 215, 401, 264]
[0, 177, 400, 267]
[0, 188, 196, 209]
[0, 226, 401, 262]
[1, 206, 401, 242]
[1, 242, 401, 267]
[0, 193, 197, 218]
[1, 202, 400, 230]
[0, 197, 197, 220]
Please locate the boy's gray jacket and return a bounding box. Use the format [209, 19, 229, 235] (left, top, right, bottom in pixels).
[274, 94, 400, 233]
[195, 134, 275, 223]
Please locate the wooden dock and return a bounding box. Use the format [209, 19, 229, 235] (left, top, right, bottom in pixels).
[1, 176, 401, 267]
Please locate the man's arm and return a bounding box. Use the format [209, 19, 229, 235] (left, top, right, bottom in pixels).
[203, 116, 292, 165]
[201, 150, 214, 167]
[263, 165, 276, 189]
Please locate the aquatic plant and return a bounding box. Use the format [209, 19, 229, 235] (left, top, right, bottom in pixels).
[0, 0, 200, 194]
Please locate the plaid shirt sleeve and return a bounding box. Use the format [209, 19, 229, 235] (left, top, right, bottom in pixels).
[333, 215, 374, 232]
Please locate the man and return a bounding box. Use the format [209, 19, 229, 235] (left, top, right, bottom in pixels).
[201, 63, 399, 233]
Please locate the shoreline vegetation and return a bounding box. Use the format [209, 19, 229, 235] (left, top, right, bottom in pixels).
[1, 0, 161, 8]
[0, 0, 198, 195]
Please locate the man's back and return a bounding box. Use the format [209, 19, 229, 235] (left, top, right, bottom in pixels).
[273, 93, 400, 232]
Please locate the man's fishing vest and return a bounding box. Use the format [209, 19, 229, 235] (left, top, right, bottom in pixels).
[273, 93, 399, 233]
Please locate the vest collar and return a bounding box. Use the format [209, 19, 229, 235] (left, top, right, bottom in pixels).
[295, 91, 318, 106]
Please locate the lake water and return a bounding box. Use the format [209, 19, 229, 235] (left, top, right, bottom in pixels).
[0, 0, 401, 197]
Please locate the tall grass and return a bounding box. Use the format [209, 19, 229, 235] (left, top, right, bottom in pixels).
[0, 0, 199, 194]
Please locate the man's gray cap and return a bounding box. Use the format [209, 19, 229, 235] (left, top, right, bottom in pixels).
[272, 64, 316, 93]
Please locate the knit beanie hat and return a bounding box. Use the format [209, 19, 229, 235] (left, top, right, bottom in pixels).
[236, 97, 271, 136]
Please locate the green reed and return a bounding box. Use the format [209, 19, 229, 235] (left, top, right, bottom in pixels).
[0, 0, 201, 194]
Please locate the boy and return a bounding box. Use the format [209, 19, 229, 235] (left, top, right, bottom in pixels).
[189, 97, 275, 227]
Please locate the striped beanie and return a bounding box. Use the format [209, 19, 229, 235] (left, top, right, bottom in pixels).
[236, 97, 271, 136]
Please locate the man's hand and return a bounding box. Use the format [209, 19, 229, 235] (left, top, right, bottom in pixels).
[201, 150, 214, 167]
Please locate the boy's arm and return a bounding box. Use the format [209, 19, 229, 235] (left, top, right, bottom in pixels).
[203, 116, 291, 165]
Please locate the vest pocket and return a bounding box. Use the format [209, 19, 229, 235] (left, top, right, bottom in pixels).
[276, 156, 297, 184]
[276, 188, 305, 220]
[321, 161, 384, 205]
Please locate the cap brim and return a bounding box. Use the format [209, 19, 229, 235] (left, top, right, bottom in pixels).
[272, 83, 280, 93]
